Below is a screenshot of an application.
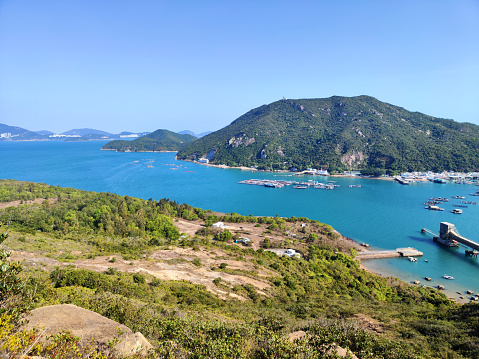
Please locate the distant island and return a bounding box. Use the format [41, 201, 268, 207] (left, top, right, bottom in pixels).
[0, 123, 150, 142]
[101, 129, 197, 152]
[177, 95, 479, 174]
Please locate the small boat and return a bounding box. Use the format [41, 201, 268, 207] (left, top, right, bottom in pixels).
[467, 290, 474, 295]
[442, 275, 455, 280]
[293, 185, 308, 189]
[414, 280, 420, 285]
[451, 209, 463, 214]
[425, 277, 432, 281]
[452, 195, 466, 199]
[360, 243, 370, 248]
[424, 259, 429, 262]
[408, 257, 417, 262]
[437, 285, 445, 290]
[425, 205, 444, 211]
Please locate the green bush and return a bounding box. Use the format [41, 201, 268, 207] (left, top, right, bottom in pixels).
[193, 258, 202, 267]
[132, 273, 146, 284]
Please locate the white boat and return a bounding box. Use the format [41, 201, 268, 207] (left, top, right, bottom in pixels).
[442, 275, 455, 280]
[425, 205, 444, 211]
[451, 209, 463, 214]
[408, 257, 417, 262]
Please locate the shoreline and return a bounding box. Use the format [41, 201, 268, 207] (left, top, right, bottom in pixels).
[176, 158, 399, 180]
[359, 259, 470, 304]
[101, 149, 178, 153]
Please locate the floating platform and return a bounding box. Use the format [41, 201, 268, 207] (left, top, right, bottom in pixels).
[356, 247, 423, 260]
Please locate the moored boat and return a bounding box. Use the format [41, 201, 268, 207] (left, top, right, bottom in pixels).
[425, 205, 444, 211]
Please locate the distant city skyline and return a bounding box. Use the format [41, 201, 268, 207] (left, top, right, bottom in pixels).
[1, 0, 478, 134]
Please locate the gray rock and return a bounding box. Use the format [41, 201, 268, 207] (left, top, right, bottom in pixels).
[23, 304, 152, 356]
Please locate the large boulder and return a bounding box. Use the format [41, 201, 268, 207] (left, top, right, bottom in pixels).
[23, 304, 152, 356]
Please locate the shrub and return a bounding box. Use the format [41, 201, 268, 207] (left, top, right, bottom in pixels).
[308, 233, 318, 242]
[150, 278, 161, 287]
[193, 258, 202, 267]
[262, 238, 271, 249]
[132, 273, 146, 284]
[105, 267, 118, 275]
[216, 229, 233, 242]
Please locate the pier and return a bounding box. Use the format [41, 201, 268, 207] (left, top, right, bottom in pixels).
[422, 222, 479, 255]
[356, 247, 423, 260]
[394, 176, 410, 185]
[440, 222, 479, 251]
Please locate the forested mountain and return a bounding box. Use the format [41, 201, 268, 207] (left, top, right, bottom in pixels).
[177, 96, 479, 173]
[102, 129, 196, 152]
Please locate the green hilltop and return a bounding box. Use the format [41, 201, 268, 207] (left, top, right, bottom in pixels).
[177, 96, 479, 173]
[102, 129, 196, 152]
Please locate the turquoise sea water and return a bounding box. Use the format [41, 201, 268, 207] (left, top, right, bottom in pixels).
[1, 140, 479, 299]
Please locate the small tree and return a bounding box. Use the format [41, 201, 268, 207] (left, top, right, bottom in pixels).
[216, 229, 233, 242]
[308, 233, 318, 242]
[261, 238, 271, 249]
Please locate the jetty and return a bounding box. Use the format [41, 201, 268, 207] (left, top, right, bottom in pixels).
[422, 222, 479, 255]
[394, 176, 410, 185]
[356, 247, 423, 260]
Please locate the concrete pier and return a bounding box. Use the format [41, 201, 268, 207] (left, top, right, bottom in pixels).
[356, 247, 423, 260]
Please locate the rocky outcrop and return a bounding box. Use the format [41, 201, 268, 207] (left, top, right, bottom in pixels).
[23, 304, 152, 357]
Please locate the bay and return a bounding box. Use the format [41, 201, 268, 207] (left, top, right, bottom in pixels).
[1, 140, 479, 300]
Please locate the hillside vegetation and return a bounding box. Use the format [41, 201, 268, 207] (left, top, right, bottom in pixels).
[102, 130, 196, 152]
[177, 96, 479, 173]
[2, 180, 479, 358]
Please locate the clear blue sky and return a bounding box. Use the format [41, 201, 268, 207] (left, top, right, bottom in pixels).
[1, 0, 478, 134]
